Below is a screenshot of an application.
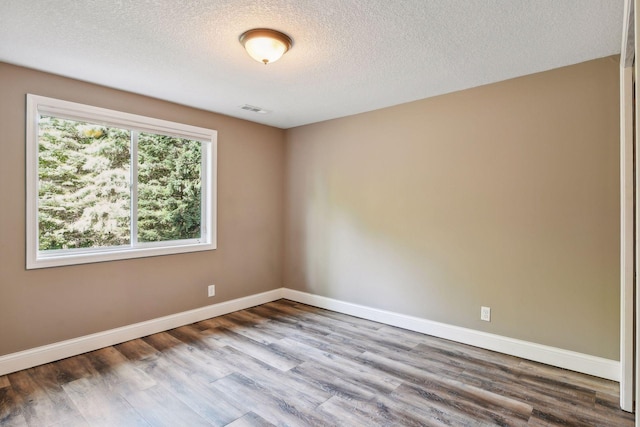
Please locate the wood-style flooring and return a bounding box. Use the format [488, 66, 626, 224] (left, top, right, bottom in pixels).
[0, 299, 634, 426]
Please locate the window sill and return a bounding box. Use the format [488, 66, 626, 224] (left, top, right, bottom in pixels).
[27, 242, 216, 269]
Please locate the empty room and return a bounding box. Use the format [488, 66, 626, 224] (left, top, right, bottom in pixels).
[0, 1, 637, 426]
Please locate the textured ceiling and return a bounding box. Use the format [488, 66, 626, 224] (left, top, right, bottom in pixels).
[0, 1, 624, 129]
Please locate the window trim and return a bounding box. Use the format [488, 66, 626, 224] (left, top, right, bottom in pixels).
[26, 94, 217, 269]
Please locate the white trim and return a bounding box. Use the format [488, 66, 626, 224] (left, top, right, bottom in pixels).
[622, 0, 635, 68]
[0, 287, 620, 382]
[25, 94, 218, 269]
[31, 95, 214, 141]
[131, 131, 139, 246]
[25, 94, 39, 270]
[620, 0, 636, 414]
[0, 289, 283, 376]
[635, 0, 640, 421]
[282, 289, 620, 382]
[620, 64, 635, 411]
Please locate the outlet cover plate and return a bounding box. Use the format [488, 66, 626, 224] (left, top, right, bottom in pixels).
[481, 306, 491, 322]
[208, 285, 215, 297]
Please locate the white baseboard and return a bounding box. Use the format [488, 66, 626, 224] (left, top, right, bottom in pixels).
[281, 288, 620, 382]
[0, 289, 283, 376]
[0, 287, 620, 382]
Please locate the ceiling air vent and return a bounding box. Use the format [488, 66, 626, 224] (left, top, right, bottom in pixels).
[240, 104, 270, 114]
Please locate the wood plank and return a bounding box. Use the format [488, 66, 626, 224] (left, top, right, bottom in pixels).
[166, 325, 226, 352]
[7, 369, 80, 426]
[316, 394, 453, 427]
[276, 300, 383, 330]
[84, 347, 156, 394]
[209, 373, 327, 426]
[52, 354, 99, 385]
[206, 328, 304, 371]
[518, 359, 619, 397]
[390, 381, 530, 426]
[225, 411, 275, 427]
[0, 385, 28, 427]
[115, 339, 160, 362]
[208, 315, 286, 345]
[287, 361, 381, 401]
[133, 350, 245, 425]
[63, 376, 150, 426]
[268, 303, 395, 350]
[246, 305, 334, 338]
[257, 318, 364, 359]
[142, 332, 232, 381]
[377, 343, 466, 377]
[457, 362, 598, 419]
[217, 311, 264, 328]
[47, 414, 90, 427]
[0, 300, 633, 426]
[218, 345, 332, 406]
[123, 384, 212, 427]
[273, 337, 403, 393]
[396, 358, 535, 425]
[358, 350, 461, 387]
[314, 395, 391, 426]
[372, 391, 476, 426]
[413, 340, 523, 371]
[226, 308, 280, 325]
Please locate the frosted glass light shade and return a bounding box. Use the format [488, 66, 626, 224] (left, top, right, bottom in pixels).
[240, 29, 292, 65]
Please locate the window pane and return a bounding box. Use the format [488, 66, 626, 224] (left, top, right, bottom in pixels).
[38, 116, 131, 250]
[137, 133, 202, 242]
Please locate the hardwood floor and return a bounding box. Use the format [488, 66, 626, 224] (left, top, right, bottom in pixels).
[0, 299, 634, 426]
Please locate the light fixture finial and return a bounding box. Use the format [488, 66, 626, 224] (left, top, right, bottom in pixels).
[239, 28, 293, 65]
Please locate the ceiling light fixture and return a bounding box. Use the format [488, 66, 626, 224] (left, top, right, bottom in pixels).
[239, 28, 292, 65]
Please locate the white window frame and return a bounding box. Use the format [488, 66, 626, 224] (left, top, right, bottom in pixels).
[26, 94, 217, 269]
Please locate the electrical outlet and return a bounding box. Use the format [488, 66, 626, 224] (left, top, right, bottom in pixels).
[481, 306, 491, 322]
[208, 285, 215, 297]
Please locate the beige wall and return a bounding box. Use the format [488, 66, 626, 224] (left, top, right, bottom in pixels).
[284, 56, 620, 359]
[0, 63, 285, 356]
[0, 56, 621, 361]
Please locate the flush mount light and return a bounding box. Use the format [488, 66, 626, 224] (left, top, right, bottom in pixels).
[239, 28, 292, 65]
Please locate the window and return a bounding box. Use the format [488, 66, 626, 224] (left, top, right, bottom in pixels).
[26, 94, 217, 269]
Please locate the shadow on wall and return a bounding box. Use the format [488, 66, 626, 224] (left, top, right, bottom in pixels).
[285, 56, 620, 359]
